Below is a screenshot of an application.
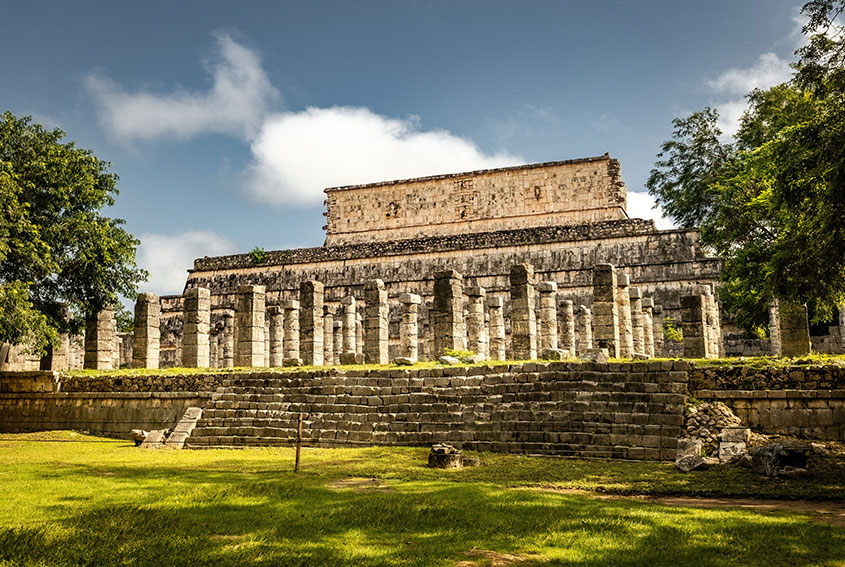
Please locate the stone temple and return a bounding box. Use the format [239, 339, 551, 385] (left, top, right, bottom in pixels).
[157, 153, 724, 364]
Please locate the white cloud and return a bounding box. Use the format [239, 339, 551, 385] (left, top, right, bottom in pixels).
[137, 231, 237, 296]
[86, 33, 279, 142]
[626, 191, 674, 230]
[244, 106, 523, 206]
[707, 52, 793, 137]
[707, 52, 793, 96]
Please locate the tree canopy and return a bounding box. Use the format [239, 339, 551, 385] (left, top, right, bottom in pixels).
[0, 112, 147, 353]
[646, 1, 845, 331]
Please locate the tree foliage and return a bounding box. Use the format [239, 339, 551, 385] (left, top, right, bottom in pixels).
[646, 1, 845, 330]
[0, 112, 147, 352]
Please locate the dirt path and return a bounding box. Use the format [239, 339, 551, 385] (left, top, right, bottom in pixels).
[533, 487, 845, 527]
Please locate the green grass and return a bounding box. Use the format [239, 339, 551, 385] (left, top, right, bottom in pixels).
[1, 432, 843, 566]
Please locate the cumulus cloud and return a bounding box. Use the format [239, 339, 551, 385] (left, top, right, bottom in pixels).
[137, 231, 237, 296]
[707, 52, 793, 136]
[626, 191, 674, 230]
[244, 106, 523, 206]
[86, 33, 279, 142]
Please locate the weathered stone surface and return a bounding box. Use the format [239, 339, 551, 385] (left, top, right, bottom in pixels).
[592, 264, 619, 358]
[399, 293, 421, 363]
[282, 300, 300, 362]
[675, 454, 711, 472]
[540, 348, 567, 360]
[299, 281, 324, 366]
[720, 427, 750, 443]
[428, 444, 463, 469]
[235, 285, 265, 367]
[676, 438, 702, 460]
[438, 355, 460, 365]
[750, 442, 812, 477]
[538, 281, 558, 353]
[183, 287, 211, 368]
[84, 309, 115, 370]
[629, 287, 645, 356]
[433, 270, 466, 355]
[393, 356, 414, 366]
[268, 306, 284, 368]
[773, 301, 811, 357]
[510, 264, 537, 360]
[323, 308, 334, 366]
[580, 348, 609, 363]
[615, 274, 634, 358]
[130, 429, 148, 446]
[576, 305, 593, 355]
[341, 296, 357, 356]
[363, 279, 389, 365]
[641, 298, 655, 358]
[133, 293, 160, 369]
[488, 296, 506, 361]
[719, 441, 747, 463]
[559, 299, 575, 354]
[681, 293, 713, 359]
[466, 286, 488, 359]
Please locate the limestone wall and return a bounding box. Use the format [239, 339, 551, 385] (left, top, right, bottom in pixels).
[323, 156, 627, 246]
[0, 391, 211, 437]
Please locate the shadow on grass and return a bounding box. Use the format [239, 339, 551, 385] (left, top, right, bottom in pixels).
[1, 470, 844, 567]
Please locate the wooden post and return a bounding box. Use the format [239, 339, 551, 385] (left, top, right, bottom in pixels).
[294, 412, 303, 473]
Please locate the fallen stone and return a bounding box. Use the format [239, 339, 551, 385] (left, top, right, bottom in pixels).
[283, 357, 303, 367]
[750, 442, 812, 477]
[540, 348, 567, 360]
[339, 352, 364, 365]
[675, 454, 711, 472]
[428, 443, 463, 468]
[129, 429, 148, 446]
[438, 356, 460, 365]
[460, 354, 485, 364]
[718, 441, 747, 464]
[393, 357, 414, 366]
[140, 429, 168, 449]
[580, 348, 609, 363]
[676, 438, 702, 460]
[631, 352, 649, 360]
[720, 427, 750, 443]
[462, 456, 481, 467]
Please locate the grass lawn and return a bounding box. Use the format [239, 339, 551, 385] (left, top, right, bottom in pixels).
[1, 432, 843, 566]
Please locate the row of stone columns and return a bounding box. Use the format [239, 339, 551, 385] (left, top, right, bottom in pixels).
[592, 264, 659, 359]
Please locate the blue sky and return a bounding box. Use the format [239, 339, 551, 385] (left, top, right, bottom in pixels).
[1, 1, 806, 297]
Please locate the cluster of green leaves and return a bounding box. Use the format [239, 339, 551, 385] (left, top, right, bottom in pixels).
[647, 1, 845, 331]
[662, 317, 683, 343]
[0, 112, 146, 353]
[248, 246, 267, 265]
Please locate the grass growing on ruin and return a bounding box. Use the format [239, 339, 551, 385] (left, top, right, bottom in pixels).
[1, 432, 843, 567]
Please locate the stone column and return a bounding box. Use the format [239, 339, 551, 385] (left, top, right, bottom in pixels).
[399, 293, 421, 362]
[299, 281, 324, 366]
[681, 292, 712, 358]
[652, 305, 665, 358]
[268, 306, 284, 367]
[209, 330, 219, 368]
[323, 307, 334, 366]
[592, 264, 620, 358]
[221, 310, 234, 368]
[356, 312, 364, 356]
[433, 270, 466, 355]
[235, 285, 265, 367]
[769, 302, 782, 356]
[840, 304, 845, 352]
[364, 279, 389, 364]
[559, 299, 575, 355]
[341, 296, 357, 354]
[630, 287, 644, 355]
[84, 308, 115, 370]
[132, 292, 160, 369]
[488, 296, 506, 361]
[775, 300, 811, 357]
[615, 275, 634, 358]
[282, 299, 300, 363]
[466, 286, 488, 358]
[263, 317, 271, 368]
[537, 281, 558, 355]
[641, 298, 655, 358]
[576, 305, 593, 356]
[703, 285, 724, 357]
[510, 263, 537, 360]
[183, 287, 211, 368]
[333, 320, 343, 362]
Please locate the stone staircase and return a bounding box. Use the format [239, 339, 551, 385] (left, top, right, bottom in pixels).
[186, 376, 307, 448]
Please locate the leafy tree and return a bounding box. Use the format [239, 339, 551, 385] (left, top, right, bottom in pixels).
[0, 112, 147, 353]
[646, 1, 845, 330]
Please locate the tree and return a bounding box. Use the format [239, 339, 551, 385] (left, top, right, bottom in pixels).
[646, 1, 845, 330]
[0, 112, 147, 353]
